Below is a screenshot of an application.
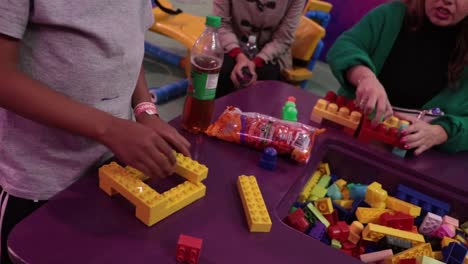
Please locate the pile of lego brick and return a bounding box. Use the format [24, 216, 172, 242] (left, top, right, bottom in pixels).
[284, 163, 468, 264]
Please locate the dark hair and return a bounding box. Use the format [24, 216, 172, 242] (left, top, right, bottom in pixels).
[402, 0, 468, 83]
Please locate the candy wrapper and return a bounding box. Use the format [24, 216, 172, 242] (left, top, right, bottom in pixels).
[206, 106, 324, 163]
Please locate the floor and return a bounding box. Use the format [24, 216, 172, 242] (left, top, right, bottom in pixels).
[144, 0, 340, 121]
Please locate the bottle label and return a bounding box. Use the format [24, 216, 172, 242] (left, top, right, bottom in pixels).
[191, 69, 219, 100]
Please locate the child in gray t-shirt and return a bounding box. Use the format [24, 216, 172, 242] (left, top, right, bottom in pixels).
[0, 1, 191, 262]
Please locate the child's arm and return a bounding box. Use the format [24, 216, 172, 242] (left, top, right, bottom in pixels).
[131, 66, 191, 157]
[0, 35, 177, 178]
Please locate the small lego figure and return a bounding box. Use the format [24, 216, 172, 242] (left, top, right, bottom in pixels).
[259, 147, 277, 170]
[282, 96, 298, 122]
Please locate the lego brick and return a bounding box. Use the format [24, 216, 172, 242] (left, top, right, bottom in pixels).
[328, 221, 350, 242]
[443, 216, 460, 228]
[99, 162, 206, 227]
[425, 236, 443, 251]
[331, 239, 342, 249]
[461, 221, 468, 234]
[259, 147, 277, 170]
[310, 98, 362, 130]
[174, 152, 208, 183]
[377, 235, 413, 254]
[433, 251, 444, 261]
[442, 242, 467, 264]
[348, 221, 363, 244]
[415, 256, 445, 264]
[360, 249, 394, 263]
[379, 212, 414, 231]
[315, 197, 334, 215]
[317, 174, 331, 187]
[356, 207, 393, 224]
[348, 183, 368, 201]
[286, 208, 310, 233]
[125, 166, 150, 181]
[335, 179, 348, 190]
[386, 197, 422, 217]
[308, 221, 326, 240]
[308, 184, 328, 201]
[237, 175, 272, 232]
[432, 224, 456, 238]
[176, 234, 203, 264]
[358, 118, 406, 148]
[323, 210, 339, 226]
[304, 202, 330, 227]
[365, 182, 388, 209]
[334, 199, 354, 209]
[400, 259, 417, 264]
[317, 162, 331, 176]
[362, 223, 426, 244]
[395, 185, 450, 217]
[442, 237, 461, 248]
[298, 171, 321, 203]
[419, 213, 443, 235]
[326, 183, 343, 200]
[384, 243, 433, 264]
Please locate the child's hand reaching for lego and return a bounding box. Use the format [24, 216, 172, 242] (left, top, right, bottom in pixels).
[355, 76, 393, 122]
[100, 116, 190, 178]
[396, 113, 448, 156]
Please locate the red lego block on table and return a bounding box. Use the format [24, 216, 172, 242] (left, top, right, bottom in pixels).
[286, 208, 310, 233]
[379, 212, 414, 231]
[328, 221, 350, 243]
[176, 234, 203, 264]
[358, 118, 406, 148]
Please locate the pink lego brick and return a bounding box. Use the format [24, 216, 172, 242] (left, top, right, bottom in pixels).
[419, 212, 443, 235]
[432, 223, 456, 238]
[443, 215, 459, 228]
[360, 249, 394, 263]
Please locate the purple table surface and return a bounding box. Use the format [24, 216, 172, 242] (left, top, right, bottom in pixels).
[9, 81, 468, 264]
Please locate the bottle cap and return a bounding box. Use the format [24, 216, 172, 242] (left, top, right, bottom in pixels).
[206, 15, 221, 28]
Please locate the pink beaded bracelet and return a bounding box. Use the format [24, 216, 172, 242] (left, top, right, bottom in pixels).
[134, 102, 159, 118]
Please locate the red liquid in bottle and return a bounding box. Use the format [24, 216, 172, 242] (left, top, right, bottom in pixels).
[181, 55, 222, 133]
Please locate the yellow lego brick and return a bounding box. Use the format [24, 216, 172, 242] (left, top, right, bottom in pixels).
[310, 99, 362, 130]
[433, 251, 443, 261]
[384, 243, 433, 264]
[386, 196, 422, 217]
[298, 171, 321, 203]
[383, 116, 401, 129]
[365, 182, 388, 209]
[174, 152, 208, 183]
[125, 166, 150, 181]
[441, 237, 460, 247]
[237, 175, 272, 232]
[464, 254, 468, 264]
[416, 256, 444, 264]
[335, 179, 347, 190]
[317, 162, 330, 176]
[362, 223, 425, 244]
[356, 207, 393, 224]
[99, 162, 206, 227]
[315, 197, 334, 214]
[334, 200, 354, 209]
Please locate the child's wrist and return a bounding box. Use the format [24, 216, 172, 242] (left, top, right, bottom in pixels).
[133, 102, 159, 119]
[228, 47, 243, 60]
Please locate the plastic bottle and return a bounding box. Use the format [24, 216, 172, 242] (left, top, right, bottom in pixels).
[181, 15, 224, 133]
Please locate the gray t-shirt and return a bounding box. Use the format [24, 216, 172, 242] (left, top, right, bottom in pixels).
[0, 0, 154, 200]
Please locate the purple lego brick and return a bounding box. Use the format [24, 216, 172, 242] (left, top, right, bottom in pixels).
[419, 212, 443, 235]
[308, 221, 326, 240]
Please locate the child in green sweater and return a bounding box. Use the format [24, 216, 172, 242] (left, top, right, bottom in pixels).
[327, 0, 468, 155]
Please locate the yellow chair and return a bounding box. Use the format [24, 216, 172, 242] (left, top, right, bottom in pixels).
[282, 17, 326, 87]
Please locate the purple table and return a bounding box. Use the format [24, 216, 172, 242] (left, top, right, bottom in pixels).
[9, 81, 468, 264]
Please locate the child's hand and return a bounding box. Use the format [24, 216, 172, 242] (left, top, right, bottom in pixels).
[100, 116, 190, 178]
[397, 114, 448, 156]
[231, 53, 257, 87]
[355, 76, 393, 121]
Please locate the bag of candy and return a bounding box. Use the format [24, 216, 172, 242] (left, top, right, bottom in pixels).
[205, 106, 324, 163]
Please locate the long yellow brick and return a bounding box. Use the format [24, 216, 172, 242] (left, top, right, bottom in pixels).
[386, 196, 421, 217]
[174, 152, 208, 183]
[362, 223, 425, 244]
[237, 175, 272, 232]
[298, 171, 321, 203]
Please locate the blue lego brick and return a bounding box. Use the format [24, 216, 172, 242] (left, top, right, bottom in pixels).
[293, 202, 305, 209]
[348, 183, 368, 201]
[392, 147, 407, 158]
[259, 147, 277, 171]
[345, 199, 368, 224]
[442, 242, 467, 264]
[332, 201, 350, 221]
[308, 221, 326, 240]
[326, 183, 342, 200]
[330, 174, 339, 183]
[396, 184, 450, 216]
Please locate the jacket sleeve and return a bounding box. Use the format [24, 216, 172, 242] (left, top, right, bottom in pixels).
[213, 0, 240, 53]
[326, 4, 391, 95]
[256, 0, 305, 64]
[431, 115, 468, 153]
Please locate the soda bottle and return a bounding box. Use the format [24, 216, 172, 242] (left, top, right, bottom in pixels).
[181, 15, 224, 133]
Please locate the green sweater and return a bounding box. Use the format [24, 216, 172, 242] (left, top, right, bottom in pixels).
[326, 1, 468, 153]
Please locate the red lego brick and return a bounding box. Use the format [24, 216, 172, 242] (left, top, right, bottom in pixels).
[286, 208, 310, 233]
[358, 119, 406, 148]
[379, 212, 414, 231]
[398, 259, 417, 264]
[328, 221, 350, 243]
[176, 234, 203, 264]
[324, 210, 339, 226]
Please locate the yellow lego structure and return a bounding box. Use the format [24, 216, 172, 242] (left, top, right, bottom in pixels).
[315, 197, 334, 215]
[365, 182, 388, 209]
[384, 243, 433, 264]
[362, 223, 425, 244]
[310, 99, 362, 132]
[99, 152, 208, 227]
[174, 152, 208, 183]
[298, 171, 321, 203]
[386, 196, 422, 217]
[356, 207, 393, 224]
[237, 175, 272, 232]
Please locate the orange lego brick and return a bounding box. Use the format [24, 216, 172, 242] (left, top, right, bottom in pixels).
[310, 98, 362, 131]
[334, 200, 354, 209]
[386, 196, 422, 217]
[365, 182, 388, 209]
[237, 175, 272, 232]
[384, 243, 433, 264]
[315, 197, 334, 215]
[362, 223, 425, 244]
